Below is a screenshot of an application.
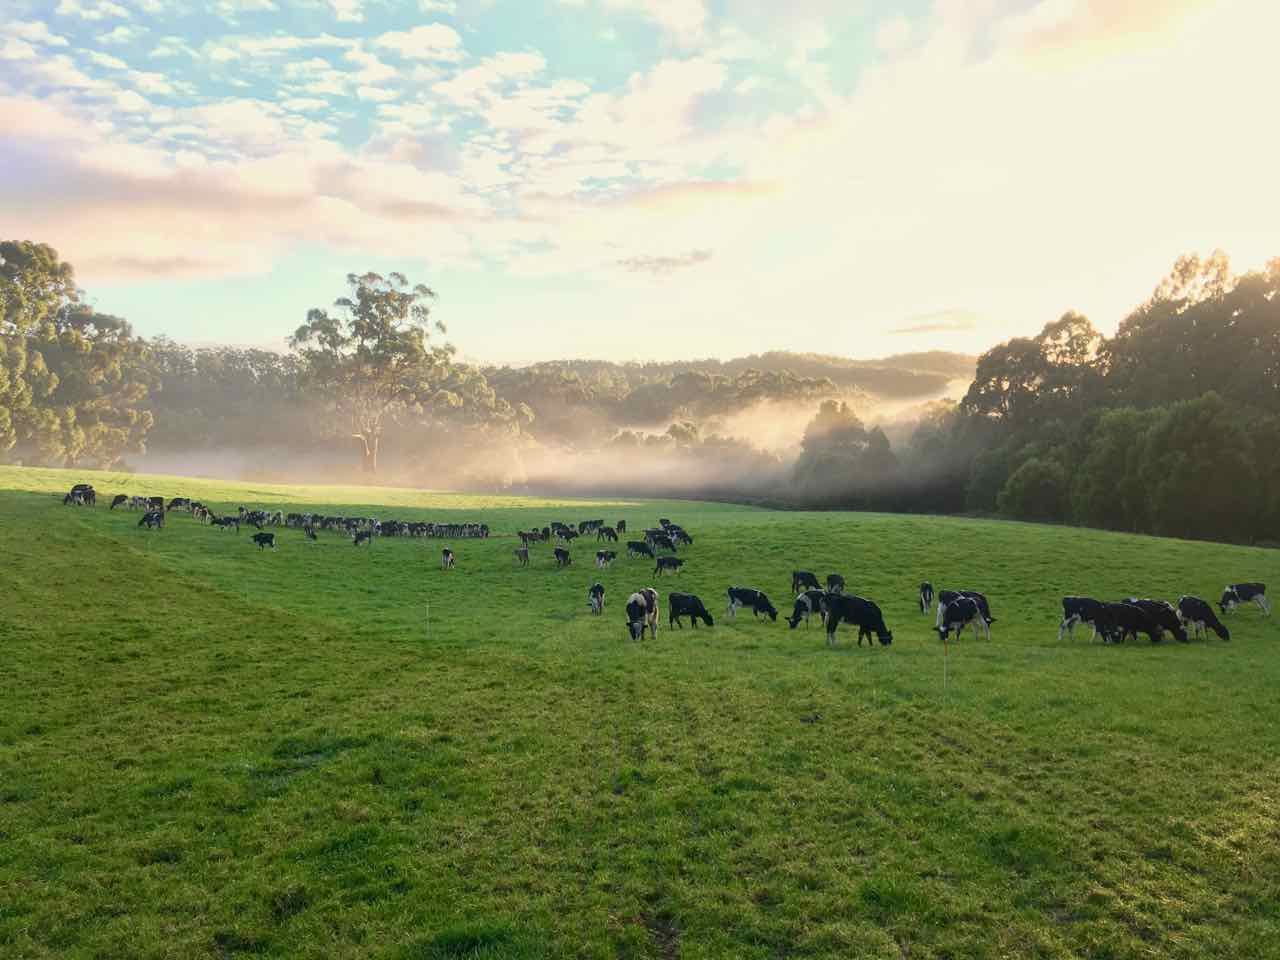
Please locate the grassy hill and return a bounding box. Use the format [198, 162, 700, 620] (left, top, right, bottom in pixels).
[2, 466, 1278, 960]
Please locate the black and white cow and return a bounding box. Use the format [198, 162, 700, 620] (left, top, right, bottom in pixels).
[919, 581, 934, 614]
[441, 548, 455, 569]
[588, 582, 606, 615]
[936, 590, 994, 639]
[792, 570, 821, 594]
[625, 588, 659, 640]
[1125, 598, 1189, 643]
[1177, 595, 1231, 641]
[213, 515, 239, 532]
[596, 550, 617, 569]
[557, 528, 580, 544]
[304, 524, 318, 541]
[937, 596, 983, 642]
[826, 594, 892, 647]
[655, 556, 684, 576]
[253, 532, 276, 550]
[726, 587, 778, 621]
[1099, 602, 1163, 644]
[1220, 583, 1270, 616]
[826, 573, 846, 595]
[650, 533, 678, 553]
[514, 547, 530, 567]
[626, 540, 655, 560]
[110, 494, 127, 510]
[138, 511, 164, 529]
[669, 593, 714, 628]
[1059, 597, 1108, 641]
[786, 589, 828, 629]
[597, 526, 619, 542]
[554, 547, 572, 568]
[168, 497, 191, 511]
[669, 527, 694, 546]
[353, 530, 373, 547]
[147, 496, 164, 512]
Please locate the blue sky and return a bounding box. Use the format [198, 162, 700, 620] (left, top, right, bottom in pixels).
[2, 0, 1276, 362]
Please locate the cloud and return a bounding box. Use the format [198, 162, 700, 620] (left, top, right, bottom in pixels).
[100, 25, 140, 43]
[889, 310, 982, 336]
[326, 0, 363, 21]
[564, 0, 707, 46]
[55, 0, 130, 20]
[8, 21, 71, 46]
[0, 38, 38, 61]
[375, 23, 465, 61]
[150, 36, 196, 58]
[88, 50, 129, 69]
[420, 0, 457, 11]
[615, 249, 712, 274]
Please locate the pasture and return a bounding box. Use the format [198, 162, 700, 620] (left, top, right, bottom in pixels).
[2, 465, 1279, 960]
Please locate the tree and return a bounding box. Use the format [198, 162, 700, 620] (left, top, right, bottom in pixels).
[290, 271, 443, 474]
[997, 457, 1067, 522]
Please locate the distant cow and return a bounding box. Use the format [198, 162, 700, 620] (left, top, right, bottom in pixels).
[554, 547, 572, 568]
[213, 516, 239, 533]
[1059, 597, 1108, 641]
[650, 533, 678, 553]
[304, 524, 318, 541]
[625, 588, 659, 640]
[441, 548, 455, 569]
[557, 529, 580, 544]
[727, 587, 778, 621]
[1099, 602, 1163, 644]
[253, 532, 276, 550]
[936, 590, 994, 639]
[1178, 596, 1231, 641]
[627, 540, 655, 560]
[147, 496, 163, 512]
[596, 550, 617, 569]
[1126, 598, 1189, 643]
[65, 483, 96, 506]
[792, 570, 821, 594]
[1221, 583, 1270, 616]
[655, 556, 684, 576]
[514, 547, 529, 567]
[110, 494, 127, 510]
[616, 520, 627, 534]
[588, 582, 606, 615]
[938, 596, 983, 642]
[826, 594, 892, 647]
[787, 589, 828, 629]
[597, 526, 618, 542]
[138, 511, 164, 529]
[353, 530, 373, 547]
[919, 582, 934, 614]
[168, 497, 191, 511]
[669, 593, 714, 628]
[826, 573, 846, 594]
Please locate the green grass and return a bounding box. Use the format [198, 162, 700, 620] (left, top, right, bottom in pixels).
[2, 464, 1279, 959]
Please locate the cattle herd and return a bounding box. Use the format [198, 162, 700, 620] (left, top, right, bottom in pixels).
[63, 482, 1270, 647]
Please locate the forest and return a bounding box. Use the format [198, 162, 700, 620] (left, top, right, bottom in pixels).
[2, 240, 1277, 543]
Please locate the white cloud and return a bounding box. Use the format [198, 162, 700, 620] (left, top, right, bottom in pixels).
[55, 0, 131, 19]
[100, 25, 140, 43]
[564, 0, 707, 46]
[420, 0, 457, 12]
[375, 23, 465, 61]
[875, 15, 911, 54]
[0, 38, 38, 61]
[114, 89, 150, 112]
[150, 36, 196, 58]
[8, 21, 71, 46]
[283, 96, 330, 111]
[357, 85, 398, 101]
[88, 50, 129, 69]
[327, 0, 363, 22]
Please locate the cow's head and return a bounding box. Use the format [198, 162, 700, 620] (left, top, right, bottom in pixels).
[758, 597, 778, 621]
[1219, 588, 1237, 614]
[877, 628, 893, 646]
[626, 618, 645, 641]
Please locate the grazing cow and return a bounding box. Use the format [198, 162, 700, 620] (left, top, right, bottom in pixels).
[919, 581, 934, 614]
[304, 524, 318, 541]
[726, 587, 778, 621]
[616, 520, 627, 534]
[669, 593, 714, 628]
[441, 548, 455, 569]
[253, 532, 276, 550]
[825, 594, 892, 647]
[1059, 596, 1108, 641]
[1099, 602, 1163, 644]
[624, 588, 659, 640]
[352, 530, 373, 547]
[558, 528, 580, 544]
[1220, 583, 1270, 615]
[514, 546, 530, 567]
[147, 496, 163, 512]
[1126, 598, 1189, 643]
[213, 515, 239, 532]
[1177, 596, 1231, 641]
[938, 596, 983, 642]
[138, 511, 164, 529]
[655, 556, 684, 576]
[128, 495, 149, 511]
[627, 540, 655, 560]
[168, 497, 190, 511]
[597, 526, 619, 542]
[936, 589, 995, 639]
[110, 494, 127, 510]
[588, 582, 606, 615]
[596, 550, 617, 569]
[787, 589, 828, 629]
[792, 570, 821, 594]
[65, 484, 96, 506]
[670, 528, 694, 547]
[649, 533, 678, 553]
[554, 547, 572, 568]
[826, 573, 846, 595]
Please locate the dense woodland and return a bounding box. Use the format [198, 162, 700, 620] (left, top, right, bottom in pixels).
[2, 240, 1277, 542]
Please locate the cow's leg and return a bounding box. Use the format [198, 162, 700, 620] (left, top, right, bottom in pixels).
[1255, 595, 1271, 615]
[1057, 617, 1069, 642]
[934, 601, 945, 629]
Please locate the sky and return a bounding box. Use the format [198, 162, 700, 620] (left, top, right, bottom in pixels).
[1, 0, 1277, 363]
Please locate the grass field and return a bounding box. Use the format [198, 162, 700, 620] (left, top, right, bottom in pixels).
[2, 465, 1279, 960]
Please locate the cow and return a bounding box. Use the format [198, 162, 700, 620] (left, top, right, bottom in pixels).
[826, 594, 892, 647]
[1059, 597, 1108, 641]
[137, 511, 164, 529]
[168, 497, 191, 511]
[936, 590, 994, 639]
[627, 540, 655, 560]
[353, 530, 373, 547]
[919, 581, 934, 614]
[669, 593, 714, 628]
[655, 556, 684, 576]
[441, 548, 455, 569]
[253, 532, 276, 550]
[65, 483, 96, 506]
[727, 587, 778, 621]
[1220, 583, 1270, 616]
[1177, 595, 1231, 641]
[588, 582, 606, 615]
[649, 533, 678, 553]
[557, 528, 580, 544]
[128, 496, 149, 511]
[304, 524, 318, 541]
[213, 515, 239, 533]
[659, 518, 672, 529]
[1099, 602, 1163, 644]
[147, 496, 164, 512]
[826, 573, 846, 595]
[514, 546, 530, 567]
[110, 494, 127, 510]
[792, 570, 821, 594]
[625, 588, 659, 640]
[787, 589, 828, 629]
[597, 526, 619, 542]
[1125, 598, 1189, 643]
[596, 550, 617, 569]
[554, 547, 572, 568]
[617, 520, 627, 534]
[938, 596, 983, 642]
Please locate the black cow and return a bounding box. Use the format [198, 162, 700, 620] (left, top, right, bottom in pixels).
[588, 582, 606, 615]
[514, 546, 530, 567]
[670, 528, 694, 546]
[826, 573, 846, 594]
[554, 547, 572, 568]
[558, 529, 580, 544]
[919, 581, 934, 614]
[597, 526, 619, 542]
[1177, 595, 1231, 641]
[727, 587, 778, 621]
[655, 556, 684, 576]
[1059, 596, 1108, 641]
[658, 518, 672, 529]
[168, 497, 190, 511]
[938, 596, 983, 642]
[936, 589, 994, 639]
[65, 484, 96, 506]
[253, 532, 276, 550]
[617, 520, 627, 534]
[213, 515, 239, 532]
[138, 511, 164, 529]
[792, 570, 821, 594]
[650, 533, 678, 553]
[826, 594, 892, 647]
[669, 593, 714, 628]
[110, 494, 127, 510]
[627, 540, 655, 560]
[441, 548, 455, 569]
[596, 550, 617, 569]
[625, 588, 659, 640]
[1126, 598, 1189, 643]
[1220, 583, 1270, 616]
[1099, 602, 1163, 644]
[304, 524, 318, 541]
[787, 589, 827, 629]
[353, 530, 373, 547]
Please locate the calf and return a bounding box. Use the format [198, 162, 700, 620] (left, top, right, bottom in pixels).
[514, 547, 530, 567]
[441, 548, 455, 569]
[655, 556, 684, 576]
[787, 589, 828, 629]
[1059, 596, 1107, 641]
[792, 570, 821, 594]
[669, 593, 714, 628]
[1221, 583, 1270, 616]
[938, 596, 983, 642]
[110, 494, 127, 510]
[919, 581, 934, 614]
[353, 530, 373, 547]
[1177, 595, 1231, 641]
[588, 582, 606, 615]
[1126, 598, 1189, 643]
[1099, 602, 1163, 644]
[826, 594, 893, 647]
[627, 540, 655, 560]
[596, 550, 617, 569]
[727, 587, 778, 621]
[936, 589, 994, 639]
[253, 532, 276, 550]
[137, 511, 164, 529]
[554, 547, 572, 568]
[625, 588, 659, 640]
